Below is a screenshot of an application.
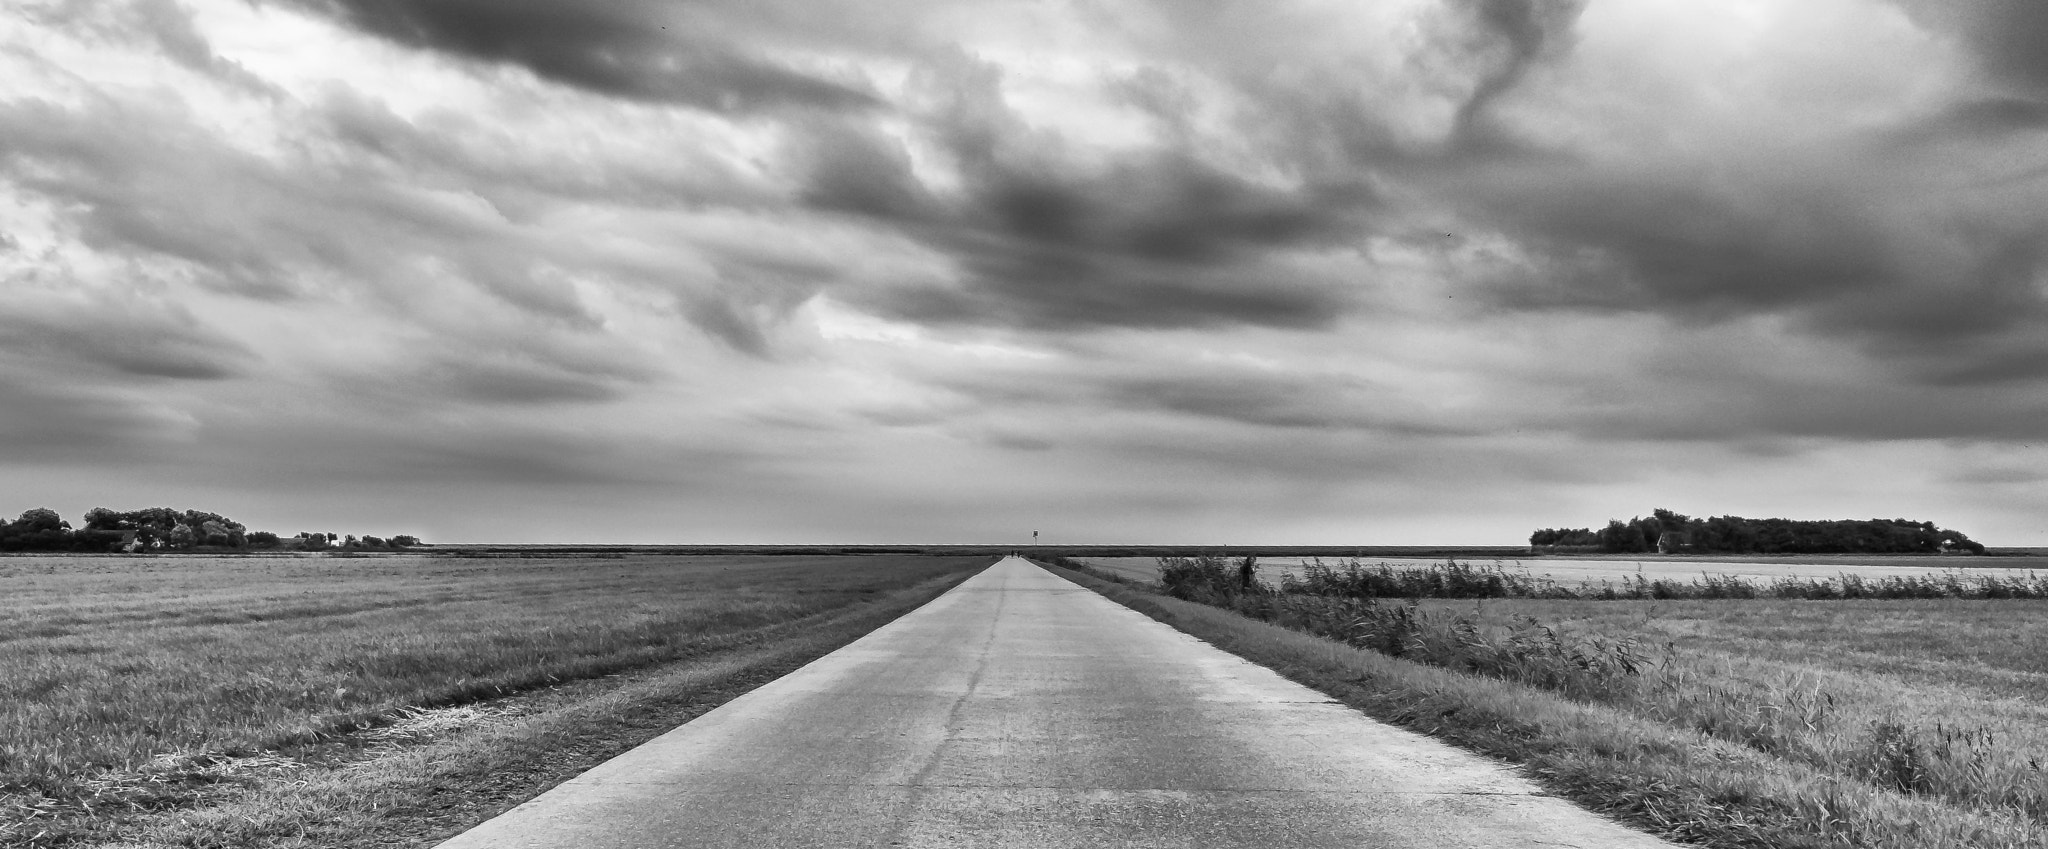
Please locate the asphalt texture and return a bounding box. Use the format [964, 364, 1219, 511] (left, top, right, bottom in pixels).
[434, 556, 1674, 848]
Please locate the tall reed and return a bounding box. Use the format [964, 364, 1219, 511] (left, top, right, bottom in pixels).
[1273, 557, 2048, 601]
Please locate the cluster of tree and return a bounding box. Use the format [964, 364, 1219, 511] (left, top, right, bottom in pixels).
[0, 506, 423, 553]
[286, 532, 422, 551]
[1531, 508, 1985, 555]
[0, 508, 121, 552]
[83, 506, 249, 549]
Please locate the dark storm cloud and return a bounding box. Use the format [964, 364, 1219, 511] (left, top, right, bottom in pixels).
[964, 158, 1369, 267]
[1100, 371, 1480, 435]
[0, 302, 255, 381]
[784, 1, 1585, 336]
[0, 376, 189, 460]
[803, 51, 1379, 331]
[1520, 122, 2047, 389]
[403, 350, 650, 405]
[202, 412, 723, 488]
[275, 0, 879, 112]
[1380, 30, 2048, 398]
[0, 85, 734, 433]
[1494, 316, 2048, 445]
[1888, 0, 2048, 94]
[344, 430, 666, 487]
[16, 0, 2048, 545]
[1946, 465, 2048, 486]
[1841, 231, 2048, 337]
[794, 116, 934, 221]
[3, 89, 701, 345]
[310, 88, 840, 355]
[1569, 378, 2048, 444]
[777, 0, 2047, 411]
[265, 0, 2048, 409]
[1091, 0, 2048, 407]
[1915, 344, 2048, 387]
[870, 242, 1353, 331]
[1459, 168, 1903, 316]
[976, 430, 1056, 452]
[0, 98, 302, 299]
[445, 369, 619, 405]
[1436, 0, 1588, 143]
[0, 95, 502, 305]
[912, 352, 1481, 438]
[1902, 97, 2048, 141]
[680, 297, 776, 357]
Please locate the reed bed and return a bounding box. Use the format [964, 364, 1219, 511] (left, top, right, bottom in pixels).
[1271, 556, 2048, 600]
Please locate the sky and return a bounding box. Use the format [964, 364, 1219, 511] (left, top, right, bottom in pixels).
[3, 0, 2047, 546]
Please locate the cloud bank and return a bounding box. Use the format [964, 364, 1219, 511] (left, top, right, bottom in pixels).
[2, 0, 2045, 544]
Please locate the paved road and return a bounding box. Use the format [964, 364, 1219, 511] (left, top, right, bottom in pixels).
[436, 557, 1672, 848]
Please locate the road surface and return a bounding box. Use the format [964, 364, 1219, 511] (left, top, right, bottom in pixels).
[435, 557, 1671, 848]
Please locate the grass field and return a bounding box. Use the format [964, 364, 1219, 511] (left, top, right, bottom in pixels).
[0, 553, 994, 847]
[1437, 597, 2048, 817]
[1045, 557, 2048, 848]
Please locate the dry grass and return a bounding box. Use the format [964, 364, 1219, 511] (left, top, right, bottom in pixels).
[1043, 558, 2048, 849]
[1447, 598, 2048, 821]
[101, 568, 979, 849]
[0, 553, 992, 846]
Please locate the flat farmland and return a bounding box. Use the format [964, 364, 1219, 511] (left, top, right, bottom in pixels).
[1049, 562, 2048, 848]
[0, 552, 993, 847]
[1080, 554, 2048, 586]
[1390, 596, 2048, 846]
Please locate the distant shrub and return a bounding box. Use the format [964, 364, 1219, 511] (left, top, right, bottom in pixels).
[1157, 556, 1264, 605]
[1282, 558, 1547, 599]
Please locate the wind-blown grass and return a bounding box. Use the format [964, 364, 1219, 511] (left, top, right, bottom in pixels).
[0, 553, 993, 846]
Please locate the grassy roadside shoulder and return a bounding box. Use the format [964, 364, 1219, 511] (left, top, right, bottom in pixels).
[1034, 559, 2039, 849]
[65, 563, 989, 849]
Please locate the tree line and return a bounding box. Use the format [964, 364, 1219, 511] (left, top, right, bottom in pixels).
[0, 506, 422, 553]
[1530, 508, 1984, 555]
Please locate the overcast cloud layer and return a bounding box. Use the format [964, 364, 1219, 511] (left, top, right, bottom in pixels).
[3, 0, 2046, 544]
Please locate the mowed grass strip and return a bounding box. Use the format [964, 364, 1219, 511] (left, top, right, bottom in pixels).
[1040, 560, 2047, 849]
[1, 553, 994, 846]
